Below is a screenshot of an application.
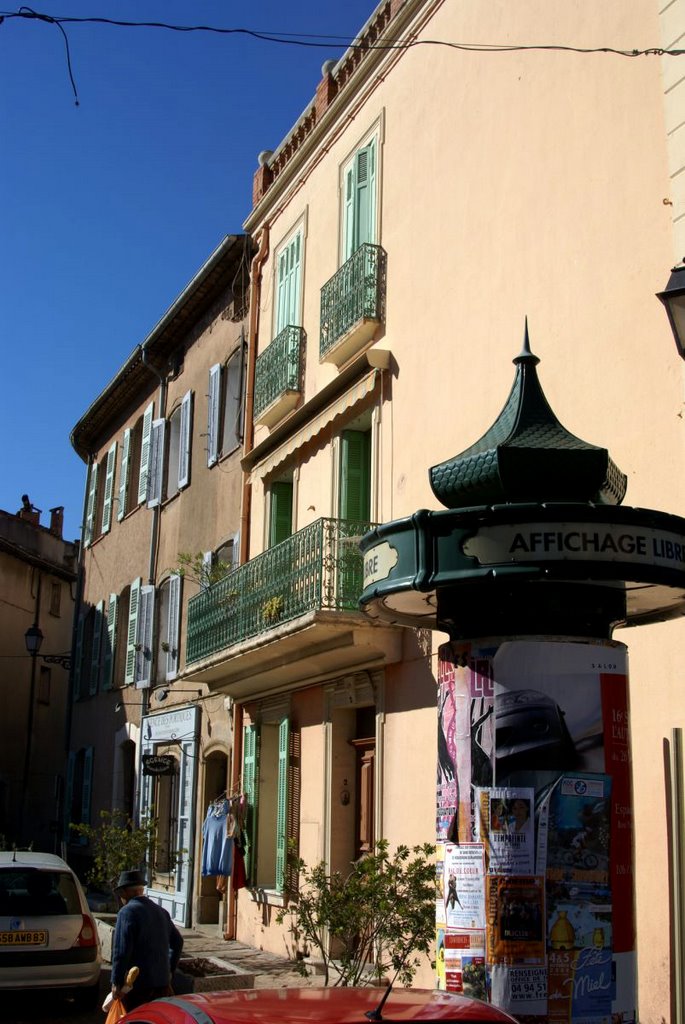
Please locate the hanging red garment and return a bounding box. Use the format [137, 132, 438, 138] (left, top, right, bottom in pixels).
[232, 841, 247, 890]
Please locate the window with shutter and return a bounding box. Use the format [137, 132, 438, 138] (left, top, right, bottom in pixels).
[275, 230, 303, 334]
[125, 578, 142, 685]
[339, 429, 371, 522]
[118, 429, 131, 521]
[147, 418, 165, 508]
[269, 481, 293, 548]
[89, 600, 104, 696]
[135, 585, 155, 688]
[178, 390, 193, 489]
[276, 718, 290, 893]
[245, 713, 291, 891]
[84, 462, 99, 548]
[207, 364, 221, 466]
[342, 137, 378, 260]
[101, 442, 117, 534]
[72, 614, 85, 700]
[242, 724, 259, 884]
[221, 351, 243, 456]
[138, 401, 155, 504]
[166, 574, 182, 680]
[102, 593, 118, 690]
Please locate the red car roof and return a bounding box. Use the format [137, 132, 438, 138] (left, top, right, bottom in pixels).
[123, 988, 518, 1024]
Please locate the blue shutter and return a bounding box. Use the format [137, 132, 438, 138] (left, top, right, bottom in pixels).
[207, 364, 221, 466]
[166, 574, 181, 680]
[135, 585, 155, 688]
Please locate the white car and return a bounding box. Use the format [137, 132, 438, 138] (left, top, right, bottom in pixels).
[0, 850, 102, 1007]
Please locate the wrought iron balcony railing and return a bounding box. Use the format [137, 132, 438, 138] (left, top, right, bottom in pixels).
[320, 244, 387, 361]
[253, 325, 304, 423]
[186, 517, 376, 664]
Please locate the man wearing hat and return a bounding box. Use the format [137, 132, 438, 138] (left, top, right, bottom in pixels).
[110, 869, 184, 1011]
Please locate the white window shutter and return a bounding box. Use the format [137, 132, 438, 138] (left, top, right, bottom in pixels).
[84, 462, 99, 548]
[166, 574, 182, 680]
[125, 577, 142, 685]
[231, 531, 240, 569]
[147, 418, 166, 508]
[102, 593, 118, 691]
[138, 401, 155, 504]
[135, 585, 155, 689]
[178, 390, 193, 489]
[207, 364, 221, 466]
[101, 442, 117, 535]
[118, 429, 131, 521]
[201, 550, 214, 590]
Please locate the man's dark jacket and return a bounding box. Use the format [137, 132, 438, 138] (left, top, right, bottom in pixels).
[111, 895, 183, 992]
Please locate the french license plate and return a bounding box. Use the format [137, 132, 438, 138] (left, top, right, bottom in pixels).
[0, 930, 48, 946]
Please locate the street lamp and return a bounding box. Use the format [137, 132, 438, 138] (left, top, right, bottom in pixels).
[657, 263, 685, 358]
[24, 624, 72, 670]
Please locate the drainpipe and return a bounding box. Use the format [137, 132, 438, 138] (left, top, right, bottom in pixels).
[239, 225, 269, 566]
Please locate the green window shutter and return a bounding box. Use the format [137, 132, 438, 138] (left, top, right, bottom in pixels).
[125, 578, 142, 685]
[84, 462, 99, 548]
[89, 600, 104, 696]
[138, 401, 154, 504]
[269, 481, 293, 548]
[339, 430, 371, 522]
[118, 429, 131, 521]
[243, 724, 260, 885]
[343, 163, 356, 261]
[102, 593, 118, 691]
[355, 139, 377, 250]
[101, 442, 117, 534]
[64, 751, 76, 841]
[72, 614, 85, 700]
[275, 717, 290, 893]
[81, 747, 94, 826]
[276, 232, 302, 334]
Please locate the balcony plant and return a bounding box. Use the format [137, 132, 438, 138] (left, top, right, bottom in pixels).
[261, 595, 284, 624]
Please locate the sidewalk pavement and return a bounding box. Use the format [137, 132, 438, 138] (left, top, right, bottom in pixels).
[176, 926, 323, 989]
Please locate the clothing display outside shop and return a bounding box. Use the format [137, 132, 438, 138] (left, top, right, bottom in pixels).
[201, 793, 248, 892]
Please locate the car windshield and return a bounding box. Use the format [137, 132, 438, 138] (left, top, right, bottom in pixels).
[0, 869, 82, 916]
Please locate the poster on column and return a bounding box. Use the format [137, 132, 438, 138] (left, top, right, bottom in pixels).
[443, 843, 486, 930]
[476, 786, 535, 875]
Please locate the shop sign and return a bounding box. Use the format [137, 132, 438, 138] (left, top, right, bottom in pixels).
[142, 754, 176, 776]
[363, 541, 399, 588]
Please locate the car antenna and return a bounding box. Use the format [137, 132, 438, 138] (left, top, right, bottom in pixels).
[11, 847, 17, 863]
[365, 982, 393, 1022]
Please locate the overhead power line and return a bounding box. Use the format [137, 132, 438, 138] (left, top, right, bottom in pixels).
[1, 5, 683, 106]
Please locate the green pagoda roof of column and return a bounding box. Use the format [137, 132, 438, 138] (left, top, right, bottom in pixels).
[429, 323, 627, 509]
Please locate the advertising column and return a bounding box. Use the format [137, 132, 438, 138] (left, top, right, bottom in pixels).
[436, 638, 634, 1024]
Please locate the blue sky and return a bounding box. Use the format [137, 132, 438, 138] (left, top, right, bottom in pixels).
[0, 0, 378, 541]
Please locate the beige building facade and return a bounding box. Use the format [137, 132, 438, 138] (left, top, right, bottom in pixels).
[69, 234, 252, 926]
[0, 502, 76, 850]
[187, 0, 685, 1018]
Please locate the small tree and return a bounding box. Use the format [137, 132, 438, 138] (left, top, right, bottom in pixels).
[277, 840, 437, 987]
[70, 810, 157, 900]
[175, 553, 234, 589]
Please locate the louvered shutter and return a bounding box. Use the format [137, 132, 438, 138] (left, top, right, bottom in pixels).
[343, 163, 356, 260]
[355, 139, 377, 249]
[276, 233, 302, 333]
[89, 600, 104, 695]
[125, 578, 142, 685]
[138, 401, 154, 504]
[243, 724, 259, 884]
[73, 614, 85, 700]
[275, 717, 290, 893]
[84, 462, 99, 548]
[118, 429, 131, 521]
[101, 442, 117, 534]
[135, 585, 155, 688]
[178, 390, 193, 489]
[339, 430, 371, 522]
[147, 418, 165, 508]
[207, 364, 221, 466]
[269, 482, 293, 548]
[81, 748, 94, 826]
[64, 751, 76, 840]
[102, 593, 118, 690]
[166, 574, 182, 680]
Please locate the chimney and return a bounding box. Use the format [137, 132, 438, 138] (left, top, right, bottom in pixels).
[49, 506, 64, 539]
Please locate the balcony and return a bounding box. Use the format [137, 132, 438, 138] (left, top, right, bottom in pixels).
[185, 517, 402, 697]
[253, 325, 304, 429]
[320, 244, 387, 368]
